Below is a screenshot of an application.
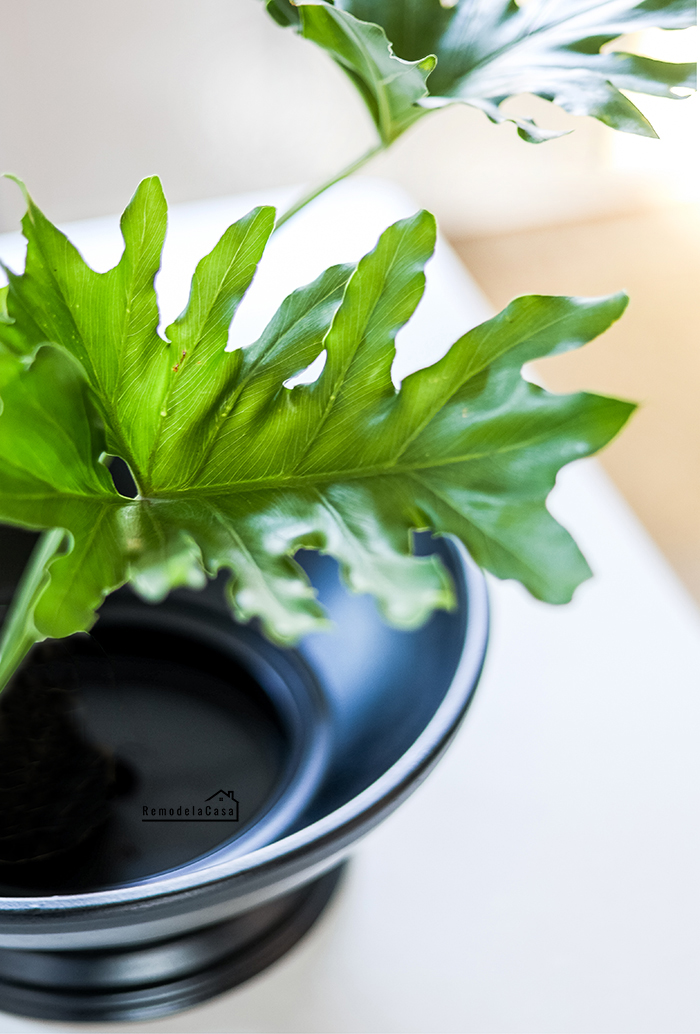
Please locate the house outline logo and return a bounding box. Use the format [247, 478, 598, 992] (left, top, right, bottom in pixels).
[205, 789, 237, 803]
[142, 789, 240, 822]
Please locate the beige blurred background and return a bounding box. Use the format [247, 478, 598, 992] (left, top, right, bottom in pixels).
[0, 1, 698, 596]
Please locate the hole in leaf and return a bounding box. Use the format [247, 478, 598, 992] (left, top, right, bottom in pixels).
[108, 457, 138, 498]
[283, 350, 327, 389]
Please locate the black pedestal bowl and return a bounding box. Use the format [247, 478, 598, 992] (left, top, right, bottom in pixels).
[0, 529, 488, 1022]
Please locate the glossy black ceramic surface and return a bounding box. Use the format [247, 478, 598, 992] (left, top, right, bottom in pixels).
[0, 865, 346, 1022]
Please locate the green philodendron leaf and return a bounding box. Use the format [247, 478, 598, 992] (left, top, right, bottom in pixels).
[0, 178, 634, 647]
[268, 0, 696, 143]
[297, 1, 436, 144]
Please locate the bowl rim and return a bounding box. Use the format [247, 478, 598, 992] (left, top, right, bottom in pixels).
[0, 539, 488, 914]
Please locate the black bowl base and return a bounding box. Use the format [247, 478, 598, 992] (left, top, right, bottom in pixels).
[0, 864, 345, 1023]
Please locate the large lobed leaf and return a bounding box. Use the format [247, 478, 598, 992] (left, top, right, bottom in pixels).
[266, 0, 696, 143]
[0, 178, 634, 645]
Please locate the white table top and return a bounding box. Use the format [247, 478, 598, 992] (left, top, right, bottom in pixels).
[2, 179, 700, 1033]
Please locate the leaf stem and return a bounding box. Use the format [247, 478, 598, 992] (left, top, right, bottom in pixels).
[0, 528, 64, 695]
[273, 142, 385, 231]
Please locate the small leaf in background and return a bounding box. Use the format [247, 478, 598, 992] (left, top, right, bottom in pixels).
[300, 2, 435, 145]
[0, 179, 634, 649]
[267, 0, 696, 144]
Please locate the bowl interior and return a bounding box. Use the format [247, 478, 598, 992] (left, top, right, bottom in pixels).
[0, 529, 477, 896]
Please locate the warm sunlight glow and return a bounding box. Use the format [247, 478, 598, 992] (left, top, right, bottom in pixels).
[611, 28, 699, 202]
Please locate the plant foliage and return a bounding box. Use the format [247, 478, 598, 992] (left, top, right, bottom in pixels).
[266, 0, 696, 143]
[0, 178, 633, 650]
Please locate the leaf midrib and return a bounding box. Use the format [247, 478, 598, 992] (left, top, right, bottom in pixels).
[152, 424, 566, 498]
[279, 241, 411, 477]
[322, 4, 426, 138]
[329, 7, 396, 138]
[145, 220, 263, 481]
[388, 305, 599, 466]
[0, 490, 127, 502]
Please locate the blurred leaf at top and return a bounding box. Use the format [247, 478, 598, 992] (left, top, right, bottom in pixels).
[265, 0, 696, 143]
